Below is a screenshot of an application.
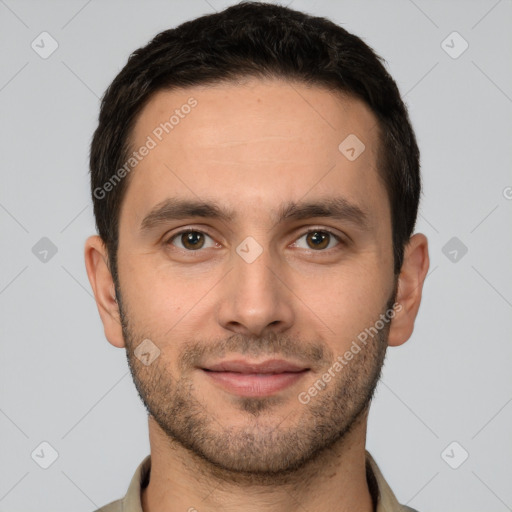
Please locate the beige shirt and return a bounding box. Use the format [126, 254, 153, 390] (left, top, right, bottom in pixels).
[95, 450, 418, 512]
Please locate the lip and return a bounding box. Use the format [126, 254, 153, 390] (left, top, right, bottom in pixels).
[204, 359, 308, 374]
[201, 359, 310, 397]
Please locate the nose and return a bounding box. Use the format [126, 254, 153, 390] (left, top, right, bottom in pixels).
[215, 243, 295, 338]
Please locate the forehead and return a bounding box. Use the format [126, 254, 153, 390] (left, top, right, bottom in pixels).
[121, 78, 387, 229]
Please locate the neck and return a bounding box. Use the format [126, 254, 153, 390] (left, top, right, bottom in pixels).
[141, 410, 375, 512]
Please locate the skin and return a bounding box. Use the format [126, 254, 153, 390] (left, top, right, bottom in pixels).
[85, 78, 429, 512]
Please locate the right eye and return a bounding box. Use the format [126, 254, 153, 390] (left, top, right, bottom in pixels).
[165, 229, 217, 251]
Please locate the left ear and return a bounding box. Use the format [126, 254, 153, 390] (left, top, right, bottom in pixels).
[388, 233, 429, 347]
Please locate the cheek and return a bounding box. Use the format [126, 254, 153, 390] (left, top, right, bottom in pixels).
[302, 265, 391, 344]
[119, 253, 217, 336]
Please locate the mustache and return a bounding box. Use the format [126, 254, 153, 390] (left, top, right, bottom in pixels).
[177, 331, 333, 372]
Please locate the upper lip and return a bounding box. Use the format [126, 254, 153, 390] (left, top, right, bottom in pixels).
[202, 359, 309, 374]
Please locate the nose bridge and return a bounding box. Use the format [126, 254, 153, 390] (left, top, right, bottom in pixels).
[216, 236, 294, 335]
[235, 240, 277, 296]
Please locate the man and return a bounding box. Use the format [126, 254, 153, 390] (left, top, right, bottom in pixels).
[84, 2, 429, 511]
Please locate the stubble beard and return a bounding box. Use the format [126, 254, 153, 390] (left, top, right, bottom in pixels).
[118, 289, 392, 484]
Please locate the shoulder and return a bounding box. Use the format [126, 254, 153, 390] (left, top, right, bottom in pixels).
[92, 498, 123, 512]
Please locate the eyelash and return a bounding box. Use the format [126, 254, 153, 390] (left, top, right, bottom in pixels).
[164, 227, 345, 254]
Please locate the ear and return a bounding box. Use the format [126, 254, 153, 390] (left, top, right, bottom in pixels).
[84, 235, 125, 348]
[388, 233, 429, 347]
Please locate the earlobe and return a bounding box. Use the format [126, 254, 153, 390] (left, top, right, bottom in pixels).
[387, 233, 429, 347]
[84, 235, 126, 348]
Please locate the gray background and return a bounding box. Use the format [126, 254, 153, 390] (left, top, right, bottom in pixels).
[1, 0, 511, 511]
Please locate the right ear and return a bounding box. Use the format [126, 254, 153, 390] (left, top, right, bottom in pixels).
[84, 235, 125, 348]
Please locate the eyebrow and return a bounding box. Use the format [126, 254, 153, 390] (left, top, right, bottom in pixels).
[139, 196, 370, 232]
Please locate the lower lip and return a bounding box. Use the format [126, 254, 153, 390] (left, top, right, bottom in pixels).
[202, 369, 309, 397]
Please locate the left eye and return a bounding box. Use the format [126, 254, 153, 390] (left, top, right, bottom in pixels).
[292, 230, 341, 251]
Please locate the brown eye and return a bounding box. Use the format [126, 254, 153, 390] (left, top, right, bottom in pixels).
[293, 229, 341, 251]
[167, 230, 215, 251]
[306, 231, 330, 250]
[181, 231, 205, 250]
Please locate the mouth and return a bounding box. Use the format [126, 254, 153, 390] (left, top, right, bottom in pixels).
[201, 359, 310, 397]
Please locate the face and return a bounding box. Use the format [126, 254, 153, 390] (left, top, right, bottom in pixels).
[101, 78, 401, 477]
